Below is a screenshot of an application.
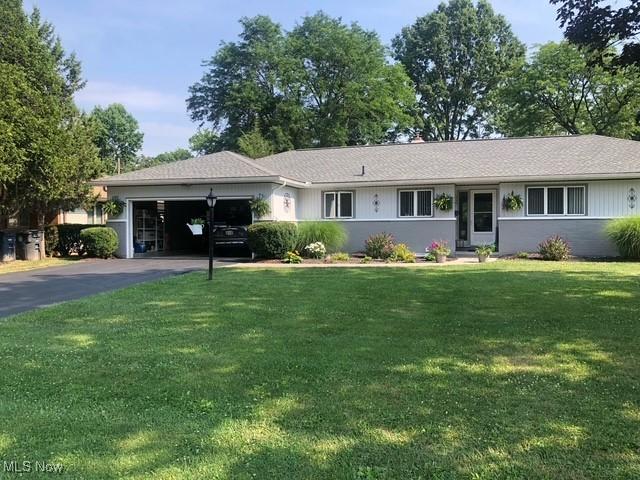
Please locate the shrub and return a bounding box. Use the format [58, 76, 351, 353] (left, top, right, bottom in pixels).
[56, 224, 95, 256]
[296, 221, 347, 252]
[44, 225, 59, 256]
[606, 216, 640, 259]
[516, 251, 529, 259]
[538, 235, 571, 261]
[388, 243, 416, 263]
[80, 227, 119, 258]
[365, 232, 395, 259]
[332, 252, 350, 262]
[304, 241, 326, 259]
[248, 222, 297, 259]
[282, 250, 302, 264]
[360, 256, 373, 264]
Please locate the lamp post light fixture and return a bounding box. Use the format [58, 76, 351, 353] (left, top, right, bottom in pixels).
[206, 189, 217, 280]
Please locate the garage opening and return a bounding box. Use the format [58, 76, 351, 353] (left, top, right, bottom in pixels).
[132, 199, 252, 257]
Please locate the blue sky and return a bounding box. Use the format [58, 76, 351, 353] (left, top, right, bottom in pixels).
[25, 0, 563, 156]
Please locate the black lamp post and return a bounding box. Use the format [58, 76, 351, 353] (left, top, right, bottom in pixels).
[206, 189, 217, 280]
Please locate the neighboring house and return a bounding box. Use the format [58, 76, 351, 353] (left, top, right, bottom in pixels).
[49, 186, 108, 226]
[96, 135, 640, 258]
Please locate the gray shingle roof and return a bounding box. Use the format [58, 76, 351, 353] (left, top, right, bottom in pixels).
[98, 151, 278, 185]
[254, 135, 640, 184]
[97, 135, 640, 186]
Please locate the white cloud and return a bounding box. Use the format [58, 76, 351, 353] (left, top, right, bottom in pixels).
[75, 81, 186, 114]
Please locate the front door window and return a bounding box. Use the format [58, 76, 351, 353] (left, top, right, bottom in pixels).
[470, 190, 496, 246]
[473, 193, 493, 233]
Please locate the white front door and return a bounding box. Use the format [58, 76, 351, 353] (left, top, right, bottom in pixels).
[470, 190, 496, 246]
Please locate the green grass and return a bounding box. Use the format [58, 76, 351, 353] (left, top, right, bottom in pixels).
[1, 262, 639, 479]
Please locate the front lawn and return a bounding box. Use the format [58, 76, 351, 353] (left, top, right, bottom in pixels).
[0, 262, 639, 479]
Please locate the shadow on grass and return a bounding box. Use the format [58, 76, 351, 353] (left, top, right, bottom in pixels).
[0, 264, 639, 478]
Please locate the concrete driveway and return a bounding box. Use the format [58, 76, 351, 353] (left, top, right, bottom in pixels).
[0, 258, 222, 318]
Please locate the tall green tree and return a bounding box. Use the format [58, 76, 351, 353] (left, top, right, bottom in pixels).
[285, 12, 417, 147]
[392, 0, 525, 140]
[0, 0, 101, 243]
[187, 12, 417, 151]
[187, 16, 289, 151]
[494, 42, 640, 138]
[189, 129, 221, 155]
[551, 0, 640, 67]
[237, 121, 275, 159]
[90, 103, 144, 174]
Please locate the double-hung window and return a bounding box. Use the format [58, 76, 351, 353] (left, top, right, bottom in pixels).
[324, 191, 353, 218]
[527, 186, 586, 216]
[399, 189, 433, 217]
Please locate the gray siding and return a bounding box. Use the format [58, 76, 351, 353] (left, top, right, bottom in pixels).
[341, 220, 456, 254]
[498, 219, 617, 256]
[107, 221, 127, 258]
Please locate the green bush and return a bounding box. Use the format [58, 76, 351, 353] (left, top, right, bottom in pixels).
[80, 227, 119, 258]
[56, 224, 95, 256]
[388, 243, 416, 263]
[248, 222, 297, 259]
[606, 216, 640, 259]
[516, 251, 530, 259]
[44, 225, 59, 256]
[538, 235, 571, 261]
[296, 221, 347, 252]
[365, 233, 395, 259]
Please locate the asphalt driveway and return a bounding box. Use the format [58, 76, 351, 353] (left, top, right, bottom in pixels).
[0, 258, 218, 318]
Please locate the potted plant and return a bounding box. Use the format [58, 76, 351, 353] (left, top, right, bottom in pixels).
[428, 240, 451, 263]
[475, 243, 495, 263]
[187, 218, 205, 235]
[502, 191, 524, 212]
[433, 193, 453, 211]
[250, 197, 271, 219]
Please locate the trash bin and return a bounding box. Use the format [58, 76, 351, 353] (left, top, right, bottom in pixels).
[0, 230, 16, 263]
[16, 230, 42, 261]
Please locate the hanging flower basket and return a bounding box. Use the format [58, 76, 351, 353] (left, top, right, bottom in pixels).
[187, 218, 205, 235]
[433, 193, 453, 211]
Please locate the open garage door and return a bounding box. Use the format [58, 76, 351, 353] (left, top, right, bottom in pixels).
[132, 199, 252, 257]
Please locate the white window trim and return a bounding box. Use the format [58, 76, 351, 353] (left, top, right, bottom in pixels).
[323, 191, 354, 219]
[398, 189, 434, 218]
[526, 185, 586, 216]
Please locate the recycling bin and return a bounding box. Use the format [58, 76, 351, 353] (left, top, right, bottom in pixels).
[0, 230, 16, 263]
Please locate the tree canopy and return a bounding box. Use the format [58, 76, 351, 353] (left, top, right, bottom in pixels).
[189, 129, 221, 156]
[135, 148, 193, 170]
[0, 0, 101, 230]
[90, 103, 144, 174]
[551, 0, 640, 67]
[392, 0, 525, 141]
[187, 12, 417, 152]
[495, 42, 640, 139]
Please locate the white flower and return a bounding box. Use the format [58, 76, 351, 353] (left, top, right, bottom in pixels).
[304, 242, 326, 258]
